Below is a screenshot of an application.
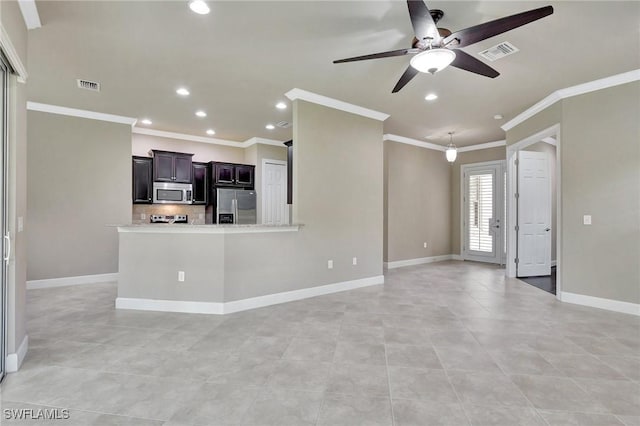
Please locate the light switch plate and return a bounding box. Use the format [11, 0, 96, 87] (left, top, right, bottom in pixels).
[327, 260, 333, 269]
[18, 217, 23, 232]
[583, 215, 592, 225]
[352, 257, 357, 265]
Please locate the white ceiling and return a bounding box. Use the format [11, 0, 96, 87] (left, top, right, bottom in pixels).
[27, 1, 640, 147]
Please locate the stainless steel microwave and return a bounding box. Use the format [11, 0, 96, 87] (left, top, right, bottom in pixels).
[152, 182, 193, 204]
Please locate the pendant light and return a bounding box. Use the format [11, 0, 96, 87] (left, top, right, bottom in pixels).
[445, 132, 457, 163]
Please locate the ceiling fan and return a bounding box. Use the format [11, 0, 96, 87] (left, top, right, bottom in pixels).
[333, 1, 553, 93]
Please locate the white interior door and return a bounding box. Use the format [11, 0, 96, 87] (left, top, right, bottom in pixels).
[262, 160, 288, 225]
[462, 161, 505, 264]
[517, 151, 551, 277]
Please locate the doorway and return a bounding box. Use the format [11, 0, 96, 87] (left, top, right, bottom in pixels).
[261, 159, 288, 225]
[506, 124, 561, 298]
[461, 160, 506, 264]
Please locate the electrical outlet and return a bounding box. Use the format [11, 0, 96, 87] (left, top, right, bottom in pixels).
[583, 215, 592, 225]
[18, 217, 23, 232]
[178, 271, 185, 282]
[141, 213, 146, 220]
[352, 257, 357, 265]
[327, 260, 333, 269]
[423, 242, 427, 248]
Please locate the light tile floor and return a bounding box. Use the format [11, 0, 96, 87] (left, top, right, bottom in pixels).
[1, 261, 639, 425]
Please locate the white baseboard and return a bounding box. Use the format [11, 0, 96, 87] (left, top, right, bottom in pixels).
[559, 291, 640, 316]
[116, 275, 384, 315]
[27, 273, 118, 290]
[384, 254, 459, 269]
[6, 334, 28, 373]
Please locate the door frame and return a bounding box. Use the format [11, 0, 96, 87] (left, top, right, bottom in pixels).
[506, 124, 562, 299]
[261, 159, 288, 225]
[460, 159, 506, 264]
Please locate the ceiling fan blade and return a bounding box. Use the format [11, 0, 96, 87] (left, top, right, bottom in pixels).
[407, 0, 440, 42]
[443, 5, 553, 48]
[333, 48, 416, 64]
[450, 49, 499, 78]
[392, 65, 419, 93]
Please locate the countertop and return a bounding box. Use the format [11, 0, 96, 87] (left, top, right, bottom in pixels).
[115, 223, 302, 234]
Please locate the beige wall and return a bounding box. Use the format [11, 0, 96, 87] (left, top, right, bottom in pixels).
[523, 141, 557, 261]
[132, 133, 245, 164]
[507, 82, 640, 304]
[27, 112, 132, 280]
[384, 141, 451, 262]
[450, 147, 506, 255]
[2, 0, 28, 359]
[560, 82, 640, 303]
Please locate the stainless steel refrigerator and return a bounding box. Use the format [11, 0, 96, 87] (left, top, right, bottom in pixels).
[214, 188, 257, 224]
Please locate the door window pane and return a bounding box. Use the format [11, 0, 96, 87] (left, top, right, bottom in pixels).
[468, 173, 493, 252]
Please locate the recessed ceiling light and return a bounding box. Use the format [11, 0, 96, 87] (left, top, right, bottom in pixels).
[425, 93, 438, 101]
[206, 129, 215, 135]
[195, 110, 207, 118]
[140, 119, 152, 125]
[494, 114, 504, 120]
[276, 102, 287, 110]
[176, 87, 190, 96]
[188, 0, 210, 15]
[265, 124, 275, 130]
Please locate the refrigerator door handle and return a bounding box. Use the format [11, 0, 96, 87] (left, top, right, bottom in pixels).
[232, 198, 237, 224]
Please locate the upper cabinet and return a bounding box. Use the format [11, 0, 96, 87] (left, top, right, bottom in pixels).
[152, 150, 194, 183]
[132, 156, 153, 204]
[192, 162, 209, 205]
[211, 162, 255, 189]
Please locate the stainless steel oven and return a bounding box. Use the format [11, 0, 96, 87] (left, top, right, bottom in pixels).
[152, 182, 193, 204]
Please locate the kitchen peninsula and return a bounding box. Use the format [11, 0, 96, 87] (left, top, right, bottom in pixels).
[116, 223, 305, 314]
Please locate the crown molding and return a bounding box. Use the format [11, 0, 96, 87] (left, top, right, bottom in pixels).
[384, 134, 506, 153]
[285, 88, 390, 122]
[502, 69, 640, 131]
[243, 137, 287, 148]
[18, 0, 41, 30]
[27, 102, 137, 126]
[133, 127, 286, 149]
[0, 25, 28, 82]
[384, 134, 445, 151]
[457, 140, 506, 153]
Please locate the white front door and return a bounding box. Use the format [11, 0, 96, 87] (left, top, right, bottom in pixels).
[262, 160, 288, 225]
[462, 161, 505, 264]
[517, 151, 552, 277]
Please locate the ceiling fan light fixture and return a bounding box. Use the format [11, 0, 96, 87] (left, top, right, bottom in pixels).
[410, 49, 456, 74]
[188, 0, 210, 15]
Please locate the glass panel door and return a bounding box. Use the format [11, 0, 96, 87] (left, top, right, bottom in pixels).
[0, 53, 9, 382]
[462, 161, 505, 264]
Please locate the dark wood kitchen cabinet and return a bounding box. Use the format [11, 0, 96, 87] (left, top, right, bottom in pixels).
[132, 156, 153, 204]
[211, 162, 255, 189]
[284, 140, 292, 204]
[192, 162, 208, 205]
[152, 150, 194, 183]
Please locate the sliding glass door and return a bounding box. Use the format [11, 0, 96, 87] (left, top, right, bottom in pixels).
[0, 53, 10, 382]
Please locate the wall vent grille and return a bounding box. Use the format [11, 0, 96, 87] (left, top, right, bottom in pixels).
[276, 121, 291, 128]
[478, 42, 519, 62]
[77, 79, 101, 92]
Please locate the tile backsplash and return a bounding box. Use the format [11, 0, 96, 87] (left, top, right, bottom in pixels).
[132, 204, 206, 224]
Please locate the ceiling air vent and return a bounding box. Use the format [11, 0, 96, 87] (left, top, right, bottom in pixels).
[478, 41, 519, 62]
[77, 79, 100, 92]
[276, 121, 291, 129]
